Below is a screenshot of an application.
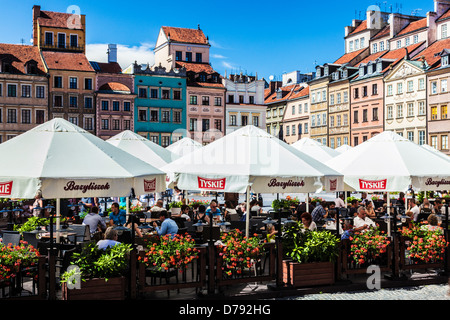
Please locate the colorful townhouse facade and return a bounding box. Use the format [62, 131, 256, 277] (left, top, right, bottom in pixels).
[128, 63, 187, 147]
[327, 64, 358, 148]
[265, 84, 296, 139]
[282, 85, 310, 144]
[0, 44, 48, 142]
[33, 6, 96, 133]
[153, 26, 225, 145]
[223, 73, 266, 134]
[90, 45, 136, 140]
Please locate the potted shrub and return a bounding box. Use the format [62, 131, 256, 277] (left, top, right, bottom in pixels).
[168, 201, 183, 215]
[138, 233, 199, 275]
[400, 223, 448, 264]
[282, 221, 339, 287]
[348, 228, 390, 266]
[217, 229, 265, 277]
[0, 241, 41, 286]
[60, 242, 132, 300]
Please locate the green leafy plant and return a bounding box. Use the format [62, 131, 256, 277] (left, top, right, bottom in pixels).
[13, 216, 49, 233]
[61, 242, 132, 284]
[283, 221, 339, 263]
[271, 196, 298, 211]
[168, 201, 183, 209]
[139, 233, 199, 272]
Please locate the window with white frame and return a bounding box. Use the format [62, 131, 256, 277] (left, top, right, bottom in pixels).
[441, 79, 448, 92]
[407, 80, 414, 92]
[397, 104, 403, 118]
[405, 37, 410, 46]
[419, 78, 425, 90]
[397, 40, 402, 48]
[418, 130, 425, 145]
[418, 101, 425, 115]
[431, 81, 438, 94]
[407, 103, 414, 117]
[442, 135, 449, 150]
[387, 106, 393, 119]
[407, 131, 414, 142]
[380, 41, 385, 51]
[373, 43, 378, 53]
[397, 82, 403, 94]
[442, 24, 448, 39]
[413, 35, 418, 44]
[387, 84, 393, 96]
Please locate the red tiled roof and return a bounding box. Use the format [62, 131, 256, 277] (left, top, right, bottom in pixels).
[371, 25, 390, 40]
[348, 20, 367, 36]
[37, 10, 84, 30]
[162, 26, 208, 45]
[264, 84, 297, 104]
[288, 85, 309, 100]
[396, 18, 427, 37]
[175, 61, 217, 74]
[91, 62, 122, 74]
[99, 82, 131, 92]
[0, 43, 46, 75]
[42, 51, 94, 72]
[355, 50, 388, 67]
[414, 38, 450, 69]
[437, 8, 450, 22]
[188, 82, 225, 88]
[380, 41, 426, 72]
[333, 47, 369, 65]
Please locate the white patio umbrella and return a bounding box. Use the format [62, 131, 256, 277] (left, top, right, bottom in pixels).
[166, 137, 202, 157]
[0, 118, 166, 235]
[162, 125, 344, 236]
[107, 130, 179, 169]
[292, 137, 340, 162]
[326, 131, 450, 235]
[421, 144, 450, 162]
[335, 144, 353, 154]
[325, 131, 450, 193]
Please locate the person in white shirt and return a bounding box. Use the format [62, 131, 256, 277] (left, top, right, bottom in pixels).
[409, 199, 421, 222]
[353, 206, 377, 232]
[334, 194, 346, 208]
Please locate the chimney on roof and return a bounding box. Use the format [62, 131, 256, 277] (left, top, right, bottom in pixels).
[198, 24, 201, 30]
[32, 5, 41, 47]
[107, 44, 117, 63]
[404, 47, 410, 60]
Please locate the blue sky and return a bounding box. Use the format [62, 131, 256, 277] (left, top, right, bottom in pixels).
[0, 0, 434, 81]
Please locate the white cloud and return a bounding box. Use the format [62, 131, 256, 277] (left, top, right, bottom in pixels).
[86, 43, 155, 70]
[211, 54, 227, 59]
[222, 61, 235, 69]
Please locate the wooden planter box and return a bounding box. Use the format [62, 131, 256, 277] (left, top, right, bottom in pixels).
[62, 277, 127, 300]
[283, 260, 335, 288]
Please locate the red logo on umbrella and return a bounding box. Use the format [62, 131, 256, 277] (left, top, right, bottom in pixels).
[359, 179, 387, 190]
[0, 181, 13, 196]
[144, 179, 157, 193]
[197, 177, 226, 190]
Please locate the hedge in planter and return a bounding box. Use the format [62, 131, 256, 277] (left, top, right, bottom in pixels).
[282, 221, 339, 287]
[60, 242, 132, 300]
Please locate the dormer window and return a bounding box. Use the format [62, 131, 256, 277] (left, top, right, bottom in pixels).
[376, 61, 382, 73]
[1, 61, 12, 73]
[368, 64, 373, 74]
[25, 60, 38, 75]
[343, 70, 348, 78]
[316, 67, 321, 78]
[359, 66, 365, 77]
[333, 72, 339, 80]
[324, 66, 329, 76]
[443, 55, 449, 67]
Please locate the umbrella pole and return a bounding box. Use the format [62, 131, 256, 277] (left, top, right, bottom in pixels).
[387, 192, 391, 237]
[246, 186, 250, 238]
[56, 198, 60, 244]
[306, 193, 309, 213]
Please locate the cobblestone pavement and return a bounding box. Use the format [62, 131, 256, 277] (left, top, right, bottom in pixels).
[284, 283, 450, 300]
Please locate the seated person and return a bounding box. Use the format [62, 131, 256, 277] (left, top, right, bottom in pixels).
[193, 205, 209, 224]
[366, 202, 377, 219]
[353, 206, 377, 232]
[301, 212, 317, 231]
[224, 201, 239, 222]
[153, 210, 178, 238]
[149, 199, 165, 214]
[124, 214, 143, 238]
[172, 204, 191, 221]
[109, 202, 126, 226]
[422, 214, 443, 233]
[266, 224, 277, 243]
[206, 200, 222, 222]
[97, 227, 121, 250]
[82, 206, 106, 236]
